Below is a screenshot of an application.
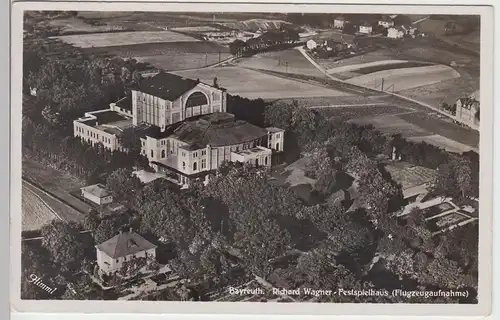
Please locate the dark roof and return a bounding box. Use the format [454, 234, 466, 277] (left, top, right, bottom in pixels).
[136, 71, 200, 101]
[115, 96, 132, 111]
[171, 113, 267, 148]
[93, 110, 129, 125]
[379, 15, 393, 22]
[96, 230, 157, 259]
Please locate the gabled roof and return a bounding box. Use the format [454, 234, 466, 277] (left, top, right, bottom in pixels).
[135, 71, 200, 102]
[81, 184, 110, 198]
[96, 230, 157, 259]
[171, 113, 268, 148]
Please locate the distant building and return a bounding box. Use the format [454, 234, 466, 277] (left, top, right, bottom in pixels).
[306, 39, 317, 50]
[378, 16, 395, 28]
[95, 229, 157, 275]
[81, 184, 113, 205]
[387, 27, 405, 39]
[454, 89, 480, 130]
[333, 16, 346, 29]
[359, 23, 373, 34]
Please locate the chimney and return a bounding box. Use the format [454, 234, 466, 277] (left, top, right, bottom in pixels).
[213, 77, 219, 88]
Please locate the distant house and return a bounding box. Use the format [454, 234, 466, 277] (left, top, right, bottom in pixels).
[387, 27, 405, 39]
[81, 184, 113, 206]
[333, 16, 346, 29]
[401, 25, 418, 36]
[378, 16, 395, 28]
[306, 39, 317, 50]
[455, 89, 480, 130]
[359, 23, 373, 34]
[95, 229, 157, 275]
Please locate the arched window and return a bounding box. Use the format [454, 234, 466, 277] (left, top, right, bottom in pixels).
[182, 162, 186, 170]
[193, 162, 198, 171]
[264, 157, 268, 165]
[186, 92, 208, 108]
[276, 142, 280, 150]
[255, 159, 259, 166]
[161, 150, 166, 158]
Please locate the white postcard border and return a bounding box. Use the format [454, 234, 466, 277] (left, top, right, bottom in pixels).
[10, 1, 494, 316]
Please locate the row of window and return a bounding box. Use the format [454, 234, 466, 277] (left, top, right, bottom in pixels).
[77, 126, 114, 145]
[181, 159, 207, 172]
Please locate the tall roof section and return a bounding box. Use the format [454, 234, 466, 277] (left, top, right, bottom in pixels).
[136, 71, 200, 101]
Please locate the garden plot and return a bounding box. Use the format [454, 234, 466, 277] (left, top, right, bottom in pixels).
[173, 67, 349, 100]
[345, 64, 460, 92]
[55, 31, 200, 48]
[329, 61, 434, 80]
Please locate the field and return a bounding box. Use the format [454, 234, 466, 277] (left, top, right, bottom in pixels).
[45, 17, 129, 34]
[22, 159, 89, 222]
[55, 31, 200, 48]
[330, 61, 434, 80]
[317, 105, 413, 122]
[22, 185, 58, 231]
[173, 67, 350, 100]
[345, 64, 461, 92]
[234, 49, 328, 78]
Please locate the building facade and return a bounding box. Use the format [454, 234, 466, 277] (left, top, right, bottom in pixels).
[333, 16, 346, 29]
[359, 24, 373, 34]
[95, 229, 157, 275]
[81, 184, 113, 206]
[454, 90, 479, 131]
[387, 27, 405, 39]
[131, 72, 227, 131]
[144, 113, 285, 187]
[378, 16, 395, 28]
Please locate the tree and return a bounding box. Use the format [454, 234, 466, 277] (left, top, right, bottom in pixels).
[117, 127, 143, 154]
[106, 167, 143, 206]
[83, 209, 101, 230]
[229, 39, 246, 56]
[40, 221, 86, 273]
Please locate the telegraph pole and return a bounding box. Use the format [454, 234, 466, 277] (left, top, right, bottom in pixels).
[285, 62, 288, 73]
[205, 53, 208, 66]
[381, 78, 385, 92]
[219, 50, 221, 63]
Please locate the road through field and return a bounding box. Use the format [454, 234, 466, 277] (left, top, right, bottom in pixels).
[295, 46, 480, 152]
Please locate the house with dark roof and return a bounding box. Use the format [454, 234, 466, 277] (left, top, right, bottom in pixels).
[132, 71, 227, 132]
[145, 112, 284, 188]
[95, 228, 157, 275]
[334, 16, 347, 29]
[378, 15, 395, 28]
[74, 70, 286, 189]
[81, 183, 113, 205]
[359, 22, 373, 34]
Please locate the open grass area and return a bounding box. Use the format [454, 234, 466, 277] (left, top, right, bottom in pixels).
[56, 31, 200, 48]
[346, 64, 461, 92]
[317, 105, 411, 122]
[22, 159, 89, 221]
[173, 66, 350, 100]
[234, 49, 327, 78]
[332, 61, 434, 80]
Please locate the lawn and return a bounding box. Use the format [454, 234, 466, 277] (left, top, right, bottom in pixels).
[332, 61, 434, 80]
[136, 52, 232, 71]
[235, 49, 327, 78]
[318, 105, 411, 122]
[55, 31, 200, 48]
[346, 65, 461, 92]
[173, 66, 350, 100]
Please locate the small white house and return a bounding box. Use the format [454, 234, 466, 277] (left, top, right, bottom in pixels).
[378, 16, 395, 28]
[95, 229, 157, 275]
[387, 27, 404, 39]
[333, 16, 346, 29]
[359, 23, 373, 34]
[306, 39, 317, 50]
[81, 183, 113, 206]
